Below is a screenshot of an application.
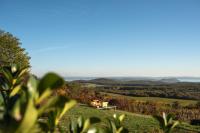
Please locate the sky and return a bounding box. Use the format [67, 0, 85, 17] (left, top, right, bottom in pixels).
[0, 0, 200, 77]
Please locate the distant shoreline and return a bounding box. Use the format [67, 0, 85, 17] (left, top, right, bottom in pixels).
[64, 77, 200, 82]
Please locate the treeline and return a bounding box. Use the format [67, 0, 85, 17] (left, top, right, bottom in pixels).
[95, 83, 200, 100]
[74, 78, 200, 100]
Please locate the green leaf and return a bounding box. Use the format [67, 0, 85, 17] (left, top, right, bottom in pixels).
[117, 127, 124, 133]
[113, 114, 117, 119]
[15, 99, 38, 133]
[27, 76, 38, 98]
[11, 64, 17, 73]
[9, 85, 22, 97]
[82, 117, 101, 132]
[38, 96, 76, 114]
[10, 99, 22, 121]
[38, 73, 65, 95]
[36, 89, 52, 104]
[36, 73, 65, 103]
[170, 121, 180, 130]
[110, 121, 117, 133]
[78, 116, 84, 128]
[163, 112, 167, 126]
[87, 128, 98, 133]
[55, 99, 76, 125]
[18, 68, 28, 78]
[119, 114, 125, 122]
[82, 119, 90, 132]
[69, 119, 78, 133]
[37, 96, 58, 115]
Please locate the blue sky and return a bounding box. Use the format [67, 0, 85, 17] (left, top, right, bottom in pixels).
[1, 0, 200, 77]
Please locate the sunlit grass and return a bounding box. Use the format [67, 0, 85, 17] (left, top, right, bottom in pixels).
[60, 105, 200, 133]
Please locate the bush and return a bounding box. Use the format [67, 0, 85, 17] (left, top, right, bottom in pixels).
[0, 65, 127, 133]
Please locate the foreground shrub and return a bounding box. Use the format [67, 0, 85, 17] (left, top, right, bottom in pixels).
[0, 65, 76, 132]
[0, 65, 127, 133]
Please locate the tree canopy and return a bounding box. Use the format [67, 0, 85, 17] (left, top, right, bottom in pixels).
[0, 29, 30, 68]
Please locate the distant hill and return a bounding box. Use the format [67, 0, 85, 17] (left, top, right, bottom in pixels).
[73, 77, 180, 85]
[73, 78, 119, 85]
[65, 76, 200, 83]
[89, 78, 119, 84]
[158, 78, 180, 83]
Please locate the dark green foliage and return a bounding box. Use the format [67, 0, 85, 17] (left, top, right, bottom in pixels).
[77, 78, 200, 100]
[0, 64, 28, 109]
[0, 65, 76, 133]
[0, 29, 30, 68]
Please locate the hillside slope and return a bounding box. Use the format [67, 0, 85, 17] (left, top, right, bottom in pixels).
[60, 105, 200, 133]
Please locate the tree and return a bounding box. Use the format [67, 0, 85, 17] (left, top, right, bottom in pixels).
[0, 29, 30, 68]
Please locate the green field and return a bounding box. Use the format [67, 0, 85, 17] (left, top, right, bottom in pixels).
[102, 92, 198, 106]
[60, 105, 200, 133]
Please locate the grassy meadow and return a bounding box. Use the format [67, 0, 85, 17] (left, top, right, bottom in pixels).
[60, 105, 200, 133]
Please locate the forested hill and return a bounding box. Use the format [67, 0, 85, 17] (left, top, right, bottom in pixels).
[72, 78, 200, 100]
[73, 77, 181, 85]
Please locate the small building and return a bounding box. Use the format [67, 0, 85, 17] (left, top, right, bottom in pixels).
[91, 100, 108, 108]
[102, 102, 108, 108]
[90, 100, 102, 108]
[90, 99, 116, 110]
